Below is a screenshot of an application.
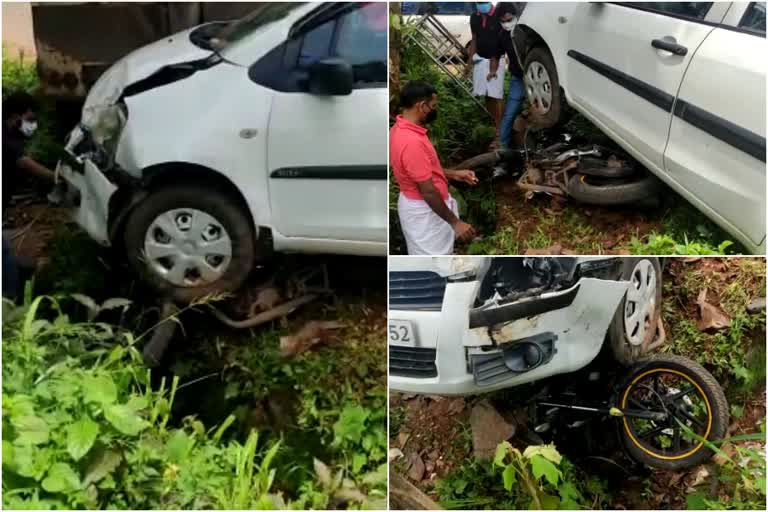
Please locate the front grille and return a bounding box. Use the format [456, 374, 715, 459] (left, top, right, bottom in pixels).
[389, 346, 437, 378]
[389, 271, 446, 310]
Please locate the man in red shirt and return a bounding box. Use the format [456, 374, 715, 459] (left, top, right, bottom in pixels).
[390, 81, 478, 255]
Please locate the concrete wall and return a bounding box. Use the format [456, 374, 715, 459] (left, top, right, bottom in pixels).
[2, 2, 37, 60]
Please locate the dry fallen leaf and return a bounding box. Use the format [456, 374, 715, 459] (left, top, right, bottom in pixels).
[280, 321, 344, 358]
[696, 289, 731, 331]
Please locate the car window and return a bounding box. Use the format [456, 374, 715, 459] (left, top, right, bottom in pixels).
[622, 2, 713, 20]
[298, 18, 334, 68]
[739, 2, 766, 34]
[335, 3, 387, 84]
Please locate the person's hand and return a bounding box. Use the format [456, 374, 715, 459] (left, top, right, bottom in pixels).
[486, 71, 497, 81]
[452, 169, 479, 185]
[453, 221, 476, 242]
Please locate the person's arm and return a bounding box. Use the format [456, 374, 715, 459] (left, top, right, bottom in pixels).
[487, 56, 499, 81]
[445, 169, 479, 185]
[415, 180, 475, 241]
[17, 156, 55, 182]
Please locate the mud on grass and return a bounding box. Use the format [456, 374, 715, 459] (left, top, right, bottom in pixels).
[390, 258, 766, 510]
[455, 179, 742, 256]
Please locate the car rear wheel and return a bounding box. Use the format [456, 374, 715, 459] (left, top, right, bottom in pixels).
[523, 46, 563, 128]
[124, 184, 256, 303]
[607, 257, 662, 365]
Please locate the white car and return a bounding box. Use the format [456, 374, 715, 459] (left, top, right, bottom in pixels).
[515, 2, 766, 254]
[56, 2, 388, 301]
[388, 256, 662, 395]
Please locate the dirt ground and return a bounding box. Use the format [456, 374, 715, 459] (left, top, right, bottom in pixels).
[389, 258, 766, 509]
[489, 177, 660, 254]
[3, 197, 69, 263]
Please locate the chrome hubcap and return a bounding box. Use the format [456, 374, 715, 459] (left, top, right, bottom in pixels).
[144, 208, 232, 287]
[525, 61, 553, 113]
[624, 259, 657, 346]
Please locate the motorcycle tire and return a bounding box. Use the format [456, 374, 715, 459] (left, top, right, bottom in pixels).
[567, 172, 661, 206]
[617, 355, 728, 470]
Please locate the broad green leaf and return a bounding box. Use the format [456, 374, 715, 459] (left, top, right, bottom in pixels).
[494, 441, 511, 467]
[66, 417, 99, 461]
[125, 395, 149, 412]
[529, 455, 561, 487]
[502, 464, 516, 491]
[523, 444, 562, 464]
[352, 452, 367, 474]
[166, 430, 193, 464]
[104, 404, 149, 436]
[83, 448, 123, 486]
[333, 405, 370, 444]
[12, 415, 49, 445]
[83, 375, 118, 405]
[558, 481, 582, 509]
[686, 491, 709, 510]
[42, 462, 81, 493]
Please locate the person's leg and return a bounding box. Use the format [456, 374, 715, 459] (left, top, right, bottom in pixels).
[486, 97, 502, 131]
[500, 76, 525, 148]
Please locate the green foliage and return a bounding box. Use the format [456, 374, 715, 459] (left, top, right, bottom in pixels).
[2, 46, 39, 97]
[437, 442, 610, 510]
[2, 293, 386, 509]
[630, 233, 735, 256]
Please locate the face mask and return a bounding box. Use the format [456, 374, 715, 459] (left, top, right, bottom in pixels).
[425, 107, 438, 124]
[20, 120, 38, 138]
[501, 20, 517, 31]
[476, 3, 492, 14]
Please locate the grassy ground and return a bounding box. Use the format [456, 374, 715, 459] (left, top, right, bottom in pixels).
[389, 258, 766, 510]
[3, 208, 387, 509]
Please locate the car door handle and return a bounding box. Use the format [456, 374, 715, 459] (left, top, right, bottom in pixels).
[651, 38, 688, 56]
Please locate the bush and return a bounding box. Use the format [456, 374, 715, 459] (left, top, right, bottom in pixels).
[1, 292, 386, 509]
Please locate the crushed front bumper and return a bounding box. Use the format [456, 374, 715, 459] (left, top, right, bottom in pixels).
[388, 275, 629, 396]
[56, 126, 118, 246]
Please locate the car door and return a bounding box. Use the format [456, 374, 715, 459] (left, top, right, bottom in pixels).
[564, 2, 730, 172]
[260, 2, 388, 243]
[664, 2, 766, 251]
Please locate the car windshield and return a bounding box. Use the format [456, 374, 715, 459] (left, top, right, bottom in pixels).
[210, 2, 306, 50]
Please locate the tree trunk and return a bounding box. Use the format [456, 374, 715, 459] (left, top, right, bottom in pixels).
[389, 471, 442, 510]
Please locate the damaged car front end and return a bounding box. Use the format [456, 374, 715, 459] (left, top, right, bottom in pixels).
[388, 257, 631, 395]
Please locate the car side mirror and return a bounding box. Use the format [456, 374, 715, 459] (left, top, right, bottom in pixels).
[308, 58, 353, 96]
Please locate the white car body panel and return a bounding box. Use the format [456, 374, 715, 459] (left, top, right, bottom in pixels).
[664, 26, 766, 247]
[517, 2, 766, 254]
[389, 257, 629, 396]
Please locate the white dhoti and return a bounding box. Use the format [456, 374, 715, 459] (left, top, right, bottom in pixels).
[398, 194, 459, 255]
[472, 55, 506, 99]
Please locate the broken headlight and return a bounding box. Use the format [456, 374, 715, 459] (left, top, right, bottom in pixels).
[79, 102, 127, 165]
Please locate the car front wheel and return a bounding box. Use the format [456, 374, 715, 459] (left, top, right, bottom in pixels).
[123, 184, 256, 303]
[523, 46, 563, 128]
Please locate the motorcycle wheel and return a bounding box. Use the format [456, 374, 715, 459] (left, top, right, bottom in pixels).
[617, 355, 728, 470]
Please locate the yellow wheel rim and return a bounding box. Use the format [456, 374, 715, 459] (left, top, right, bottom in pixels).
[621, 368, 712, 461]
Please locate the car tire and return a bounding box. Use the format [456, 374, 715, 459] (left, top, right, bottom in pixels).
[617, 355, 728, 470]
[607, 257, 662, 366]
[123, 184, 256, 303]
[523, 46, 563, 129]
[566, 172, 661, 206]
